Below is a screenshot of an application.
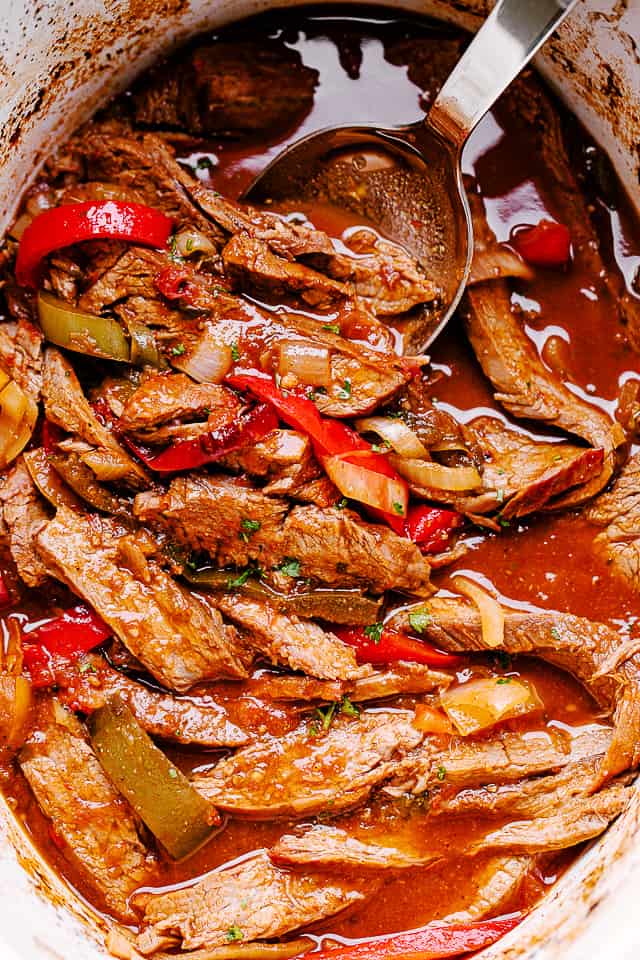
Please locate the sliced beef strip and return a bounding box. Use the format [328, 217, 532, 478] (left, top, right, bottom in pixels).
[0, 318, 43, 401]
[223, 232, 348, 309]
[192, 711, 423, 818]
[213, 595, 370, 682]
[462, 210, 625, 504]
[462, 416, 606, 518]
[392, 598, 640, 784]
[19, 699, 155, 921]
[587, 453, 640, 592]
[134, 478, 433, 596]
[76, 246, 171, 316]
[386, 729, 572, 798]
[443, 856, 533, 923]
[132, 40, 319, 136]
[135, 851, 374, 955]
[0, 459, 50, 587]
[271, 782, 630, 869]
[57, 653, 250, 748]
[42, 348, 149, 489]
[36, 507, 249, 692]
[118, 371, 241, 435]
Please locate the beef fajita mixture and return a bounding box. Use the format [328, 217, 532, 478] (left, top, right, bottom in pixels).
[1, 8, 640, 960]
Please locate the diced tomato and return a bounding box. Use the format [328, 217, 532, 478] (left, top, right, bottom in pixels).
[22, 604, 112, 688]
[124, 402, 278, 473]
[405, 505, 463, 553]
[309, 914, 522, 960]
[41, 419, 65, 454]
[510, 219, 571, 267]
[15, 201, 173, 289]
[155, 264, 203, 304]
[335, 626, 463, 667]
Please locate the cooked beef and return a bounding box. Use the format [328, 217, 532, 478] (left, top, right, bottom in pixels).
[464, 416, 606, 517]
[213, 595, 369, 681]
[0, 318, 43, 401]
[393, 597, 640, 784]
[76, 130, 225, 245]
[443, 856, 533, 923]
[271, 825, 431, 870]
[192, 711, 423, 818]
[118, 372, 240, 436]
[588, 453, 640, 591]
[462, 210, 625, 504]
[469, 782, 632, 855]
[132, 41, 319, 136]
[36, 507, 249, 692]
[19, 699, 155, 920]
[387, 729, 572, 797]
[77, 246, 168, 316]
[134, 478, 433, 595]
[248, 662, 452, 703]
[135, 851, 373, 955]
[0, 459, 50, 586]
[42, 348, 149, 489]
[223, 233, 348, 309]
[57, 653, 250, 748]
[272, 782, 629, 869]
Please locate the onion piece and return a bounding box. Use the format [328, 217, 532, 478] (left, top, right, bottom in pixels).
[440, 676, 543, 735]
[173, 228, 217, 259]
[355, 416, 428, 458]
[390, 455, 481, 491]
[0, 375, 38, 469]
[451, 575, 505, 649]
[278, 339, 331, 388]
[172, 332, 233, 384]
[7, 676, 33, 748]
[323, 453, 408, 517]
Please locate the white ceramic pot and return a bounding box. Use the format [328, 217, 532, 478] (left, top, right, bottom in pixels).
[0, 2, 639, 958]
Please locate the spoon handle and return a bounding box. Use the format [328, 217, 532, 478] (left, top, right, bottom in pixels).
[428, 0, 578, 148]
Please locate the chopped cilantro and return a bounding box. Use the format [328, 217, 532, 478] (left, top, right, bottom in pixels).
[168, 234, 184, 263]
[279, 557, 301, 577]
[78, 661, 96, 675]
[231, 342, 240, 362]
[372, 441, 391, 453]
[197, 156, 213, 170]
[226, 926, 244, 943]
[492, 651, 512, 670]
[338, 379, 352, 399]
[340, 695, 360, 718]
[495, 677, 511, 685]
[316, 702, 337, 731]
[553, 453, 563, 462]
[239, 518, 261, 543]
[336, 498, 348, 510]
[308, 721, 321, 738]
[436, 765, 446, 782]
[550, 626, 561, 641]
[171, 343, 186, 356]
[227, 565, 262, 588]
[363, 621, 384, 644]
[408, 610, 431, 633]
[392, 501, 405, 516]
[185, 237, 194, 253]
[168, 768, 178, 779]
[323, 323, 340, 334]
[499, 517, 511, 528]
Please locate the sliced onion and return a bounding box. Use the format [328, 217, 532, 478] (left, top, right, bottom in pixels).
[413, 703, 454, 735]
[451, 575, 505, 649]
[173, 228, 217, 259]
[172, 332, 232, 384]
[0, 375, 38, 469]
[323, 454, 408, 517]
[80, 449, 133, 483]
[390, 455, 481, 491]
[440, 676, 543, 735]
[278, 339, 331, 388]
[7, 676, 33, 749]
[355, 416, 428, 458]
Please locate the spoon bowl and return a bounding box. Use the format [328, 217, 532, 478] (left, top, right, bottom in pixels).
[244, 0, 578, 354]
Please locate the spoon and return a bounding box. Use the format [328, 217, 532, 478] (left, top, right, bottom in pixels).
[244, 0, 578, 354]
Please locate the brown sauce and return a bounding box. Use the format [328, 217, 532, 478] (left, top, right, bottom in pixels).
[1, 3, 639, 946]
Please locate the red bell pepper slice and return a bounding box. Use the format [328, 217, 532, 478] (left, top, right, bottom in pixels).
[510, 219, 571, 267]
[310, 914, 522, 960]
[226, 373, 409, 530]
[0, 573, 11, 608]
[22, 604, 112, 688]
[335, 625, 463, 667]
[405, 505, 463, 553]
[15, 201, 174, 289]
[124, 402, 278, 473]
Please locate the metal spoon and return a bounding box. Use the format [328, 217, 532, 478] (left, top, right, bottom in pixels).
[244, 0, 578, 353]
